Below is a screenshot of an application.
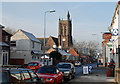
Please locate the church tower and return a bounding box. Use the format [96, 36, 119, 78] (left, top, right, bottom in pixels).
[58, 11, 73, 50]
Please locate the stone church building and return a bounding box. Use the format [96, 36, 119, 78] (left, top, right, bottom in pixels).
[58, 11, 73, 50]
[38, 11, 73, 51]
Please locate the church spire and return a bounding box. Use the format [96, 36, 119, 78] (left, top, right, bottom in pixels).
[67, 11, 70, 20]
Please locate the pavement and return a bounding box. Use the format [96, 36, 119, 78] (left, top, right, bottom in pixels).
[63, 63, 117, 84]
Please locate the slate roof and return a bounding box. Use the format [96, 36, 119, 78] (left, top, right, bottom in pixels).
[20, 29, 40, 43]
[50, 36, 58, 46]
[2, 30, 12, 36]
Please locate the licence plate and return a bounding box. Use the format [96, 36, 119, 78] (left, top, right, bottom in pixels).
[30, 67, 35, 69]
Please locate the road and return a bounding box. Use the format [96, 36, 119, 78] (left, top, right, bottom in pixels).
[63, 63, 117, 84]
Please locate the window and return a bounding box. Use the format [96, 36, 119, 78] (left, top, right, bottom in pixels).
[32, 42, 34, 48]
[10, 71, 21, 81]
[5, 36, 8, 41]
[10, 41, 16, 46]
[29, 70, 38, 82]
[21, 70, 31, 82]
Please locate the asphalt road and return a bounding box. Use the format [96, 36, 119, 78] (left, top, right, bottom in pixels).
[63, 63, 117, 84]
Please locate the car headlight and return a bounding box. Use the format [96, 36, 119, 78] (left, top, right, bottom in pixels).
[40, 77, 44, 81]
[64, 71, 70, 74]
[46, 78, 53, 81]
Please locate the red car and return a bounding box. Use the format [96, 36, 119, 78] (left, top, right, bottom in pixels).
[37, 66, 63, 84]
[27, 62, 42, 72]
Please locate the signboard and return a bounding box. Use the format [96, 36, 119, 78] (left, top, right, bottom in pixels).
[108, 45, 112, 47]
[112, 29, 118, 36]
[103, 33, 112, 39]
[83, 66, 89, 74]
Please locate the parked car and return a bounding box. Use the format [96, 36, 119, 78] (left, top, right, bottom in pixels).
[56, 62, 75, 80]
[75, 61, 81, 66]
[37, 66, 63, 84]
[27, 61, 43, 72]
[0, 68, 44, 84]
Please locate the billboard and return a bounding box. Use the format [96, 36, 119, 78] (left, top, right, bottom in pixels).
[103, 33, 112, 39]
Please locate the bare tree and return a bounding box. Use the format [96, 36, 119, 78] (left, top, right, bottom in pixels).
[73, 39, 99, 56]
[87, 41, 99, 57]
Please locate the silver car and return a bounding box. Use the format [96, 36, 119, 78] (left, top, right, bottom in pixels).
[56, 62, 75, 80]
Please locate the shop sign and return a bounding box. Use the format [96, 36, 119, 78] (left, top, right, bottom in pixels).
[103, 33, 112, 39]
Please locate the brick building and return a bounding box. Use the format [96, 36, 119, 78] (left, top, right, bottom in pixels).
[0, 24, 12, 65]
[38, 11, 73, 54]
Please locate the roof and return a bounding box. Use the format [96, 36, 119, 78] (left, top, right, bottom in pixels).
[37, 38, 49, 44]
[0, 24, 4, 28]
[46, 48, 55, 54]
[2, 30, 12, 36]
[31, 50, 41, 55]
[58, 49, 71, 56]
[50, 36, 58, 46]
[69, 48, 79, 56]
[20, 29, 40, 43]
[0, 42, 9, 46]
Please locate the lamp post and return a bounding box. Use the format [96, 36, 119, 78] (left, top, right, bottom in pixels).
[59, 38, 65, 60]
[43, 10, 55, 65]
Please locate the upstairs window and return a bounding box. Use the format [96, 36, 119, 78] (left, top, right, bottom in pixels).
[5, 36, 8, 41]
[10, 41, 16, 47]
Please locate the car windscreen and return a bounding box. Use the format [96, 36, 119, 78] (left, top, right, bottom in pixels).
[57, 64, 71, 69]
[28, 62, 38, 66]
[37, 67, 57, 74]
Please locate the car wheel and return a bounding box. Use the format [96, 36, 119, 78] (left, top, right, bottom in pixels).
[60, 77, 64, 84]
[54, 79, 56, 84]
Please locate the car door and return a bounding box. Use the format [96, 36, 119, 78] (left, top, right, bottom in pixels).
[56, 68, 62, 83]
[71, 64, 74, 75]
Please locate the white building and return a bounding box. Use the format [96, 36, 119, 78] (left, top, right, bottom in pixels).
[10, 29, 41, 65]
[109, 2, 119, 67]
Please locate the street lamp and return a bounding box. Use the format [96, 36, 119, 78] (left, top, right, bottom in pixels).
[59, 38, 65, 56]
[43, 10, 55, 65]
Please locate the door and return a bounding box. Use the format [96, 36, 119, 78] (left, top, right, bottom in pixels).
[2, 52, 8, 65]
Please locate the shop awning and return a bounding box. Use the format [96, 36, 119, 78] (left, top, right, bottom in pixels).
[31, 50, 40, 55]
[0, 42, 9, 46]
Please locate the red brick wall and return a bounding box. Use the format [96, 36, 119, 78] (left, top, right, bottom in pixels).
[10, 59, 24, 65]
[46, 37, 55, 50]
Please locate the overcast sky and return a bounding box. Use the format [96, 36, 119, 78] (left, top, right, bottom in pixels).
[1, 2, 117, 44]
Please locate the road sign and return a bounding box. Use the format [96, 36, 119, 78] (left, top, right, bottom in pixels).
[83, 66, 89, 74]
